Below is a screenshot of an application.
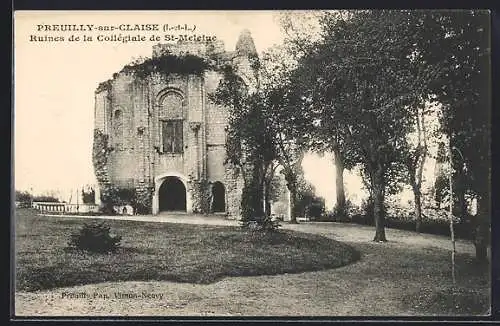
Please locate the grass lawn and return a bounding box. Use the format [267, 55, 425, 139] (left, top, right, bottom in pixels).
[14, 209, 490, 316]
[352, 242, 490, 315]
[284, 222, 491, 316]
[15, 208, 360, 292]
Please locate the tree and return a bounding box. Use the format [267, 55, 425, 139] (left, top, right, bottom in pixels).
[277, 10, 326, 58]
[263, 161, 280, 216]
[411, 10, 491, 261]
[292, 10, 432, 241]
[409, 106, 427, 232]
[401, 101, 433, 232]
[209, 64, 276, 224]
[293, 164, 325, 219]
[433, 141, 448, 209]
[278, 11, 353, 217]
[15, 190, 32, 203]
[212, 41, 312, 225]
[258, 46, 310, 224]
[266, 170, 286, 203]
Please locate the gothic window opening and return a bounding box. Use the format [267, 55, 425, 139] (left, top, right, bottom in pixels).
[158, 91, 184, 154]
[162, 119, 183, 153]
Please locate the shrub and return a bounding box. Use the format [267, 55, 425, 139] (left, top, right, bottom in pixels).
[68, 221, 122, 253]
[241, 215, 281, 233]
[314, 211, 335, 222]
[361, 198, 374, 218]
[115, 188, 136, 205]
[386, 204, 414, 221]
[134, 197, 151, 215]
[351, 213, 374, 226]
[383, 217, 473, 240]
[99, 202, 117, 215]
[32, 195, 59, 202]
[16, 191, 32, 203]
[121, 54, 211, 79]
[319, 210, 349, 222]
[98, 186, 141, 215]
[346, 199, 365, 216]
[82, 188, 96, 204]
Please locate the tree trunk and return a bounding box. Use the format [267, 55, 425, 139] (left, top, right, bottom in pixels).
[453, 182, 467, 223]
[452, 163, 467, 222]
[264, 178, 272, 217]
[241, 160, 265, 221]
[284, 167, 299, 224]
[413, 106, 427, 233]
[289, 183, 298, 224]
[475, 193, 490, 263]
[333, 147, 346, 216]
[372, 170, 387, 242]
[263, 178, 268, 216]
[413, 185, 422, 233]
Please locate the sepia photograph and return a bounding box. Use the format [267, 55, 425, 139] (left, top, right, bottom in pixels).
[13, 10, 491, 317]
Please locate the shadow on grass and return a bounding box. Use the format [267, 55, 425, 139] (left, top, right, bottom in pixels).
[336, 240, 490, 316]
[401, 286, 490, 316]
[15, 209, 360, 292]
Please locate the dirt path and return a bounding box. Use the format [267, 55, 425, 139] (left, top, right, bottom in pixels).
[37, 213, 474, 254]
[283, 222, 475, 255]
[15, 214, 481, 317]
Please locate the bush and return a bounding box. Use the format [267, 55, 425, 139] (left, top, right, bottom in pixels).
[313, 198, 475, 240]
[351, 213, 374, 226]
[32, 195, 59, 202]
[99, 202, 117, 215]
[239, 180, 283, 232]
[331, 204, 347, 220]
[82, 188, 96, 204]
[133, 186, 153, 214]
[386, 204, 414, 221]
[384, 217, 473, 240]
[16, 201, 32, 208]
[116, 188, 136, 205]
[338, 212, 472, 240]
[16, 191, 32, 203]
[68, 221, 122, 253]
[97, 186, 153, 215]
[313, 200, 362, 222]
[241, 215, 281, 233]
[346, 199, 364, 216]
[313, 212, 336, 222]
[361, 198, 374, 219]
[134, 201, 150, 215]
[318, 211, 348, 222]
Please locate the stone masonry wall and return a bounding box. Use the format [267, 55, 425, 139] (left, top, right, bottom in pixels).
[93, 39, 261, 217]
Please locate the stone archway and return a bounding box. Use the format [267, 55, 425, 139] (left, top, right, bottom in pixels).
[153, 172, 192, 214]
[211, 181, 226, 213]
[159, 176, 186, 212]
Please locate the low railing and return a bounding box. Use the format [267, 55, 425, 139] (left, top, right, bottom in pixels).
[30, 202, 135, 215]
[31, 202, 100, 214]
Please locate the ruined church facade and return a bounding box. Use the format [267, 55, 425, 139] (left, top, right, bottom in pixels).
[92, 31, 262, 217]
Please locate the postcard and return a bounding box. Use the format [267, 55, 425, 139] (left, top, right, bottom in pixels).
[13, 10, 491, 318]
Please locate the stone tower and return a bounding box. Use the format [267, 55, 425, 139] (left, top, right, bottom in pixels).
[92, 30, 263, 218]
[233, 29, 260, 91]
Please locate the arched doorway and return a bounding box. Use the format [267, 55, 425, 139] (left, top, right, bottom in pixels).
[211, 181, 225, 213]
[159, 176, 186, 212]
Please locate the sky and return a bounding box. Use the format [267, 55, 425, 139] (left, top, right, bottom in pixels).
[14, 10, 350, 207]
[14, 10, 443, 210]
